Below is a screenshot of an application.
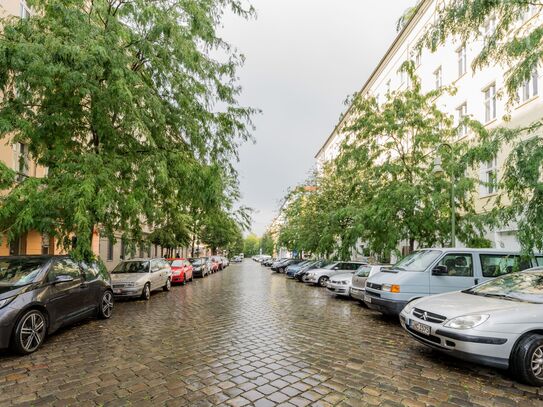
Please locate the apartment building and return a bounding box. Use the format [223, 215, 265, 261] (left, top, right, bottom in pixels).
[315, 0, 542, 251]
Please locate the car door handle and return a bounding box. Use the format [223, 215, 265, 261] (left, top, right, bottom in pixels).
[474, 278, 479, 285]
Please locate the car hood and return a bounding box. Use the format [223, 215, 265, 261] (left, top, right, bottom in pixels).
[411, 291, 529, 319]
[111, 273, 148, 283]
[0, 284, 31, 301]
[330, 273, 353, 282]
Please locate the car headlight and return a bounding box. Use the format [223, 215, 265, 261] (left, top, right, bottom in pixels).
[444, 314, 489, 330]
[402, 300, 416, 315]
[0, 297, 14, 308]
[381, 284, 400, 293]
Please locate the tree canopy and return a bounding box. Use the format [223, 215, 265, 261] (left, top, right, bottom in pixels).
[0, 0, 255, 259]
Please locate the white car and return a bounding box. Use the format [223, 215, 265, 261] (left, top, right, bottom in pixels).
[303, 261, 367, 286]
[350, 264, 391, 301]
[400, 268, 543, 386]
[111, 258, 172, 300]
[326, 273, 353, 297]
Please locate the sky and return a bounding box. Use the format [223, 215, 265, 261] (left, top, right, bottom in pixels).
[219, 0, 415, 236]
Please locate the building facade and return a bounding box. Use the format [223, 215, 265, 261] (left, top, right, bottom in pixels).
[315, 0, 542, 252]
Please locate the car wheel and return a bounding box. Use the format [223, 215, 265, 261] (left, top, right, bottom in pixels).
[98, 291, 114, 319]
[182, 273, 186, 286]
[511, 334, 543, 386]
[318, 276, 329, 287]
[141, 283, 151, 300]
[163, 278, 171, 292]
[13, 309, 47, 355]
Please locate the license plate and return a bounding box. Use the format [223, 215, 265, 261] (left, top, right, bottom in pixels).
[114, 289, 122, 294]
[412, 320, 431, 336]
[364, 295, 371, 303]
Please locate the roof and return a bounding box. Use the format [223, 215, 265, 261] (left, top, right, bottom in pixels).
[314, 0, 432, 160]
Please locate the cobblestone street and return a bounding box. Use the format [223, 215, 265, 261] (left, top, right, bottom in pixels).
[1, 261, 543, 406]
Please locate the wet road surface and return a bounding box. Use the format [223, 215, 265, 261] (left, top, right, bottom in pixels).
[1, 260, 543, 406]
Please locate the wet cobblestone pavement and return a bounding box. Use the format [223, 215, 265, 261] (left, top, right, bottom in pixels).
[1, 260, 543, 406]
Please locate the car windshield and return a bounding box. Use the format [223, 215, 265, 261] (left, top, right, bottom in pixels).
[191, 259, 204, 265]
[464, 271, 543, 303]
[355, 266, 372, 277]
[0, 258, 47, 287]
[170, 260, 184, 267]
[393, 250, 441, 272]
[112, 261, 149, 274]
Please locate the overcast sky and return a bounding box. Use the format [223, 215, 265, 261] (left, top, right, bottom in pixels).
[220, 0, 415, 236]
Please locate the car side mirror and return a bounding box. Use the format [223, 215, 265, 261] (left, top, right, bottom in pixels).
[54, 275, 74, 284]
[432, 265, 448, 276]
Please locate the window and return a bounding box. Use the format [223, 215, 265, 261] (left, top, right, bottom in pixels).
[415, 52, 421, 67]
[434, 66, 442, 89]
[41, 234, 51, 255]
[456, 103, 468, 137]
[480, 254, 531, 278]
[536, 256, 543, 267]
[481, 157, 498, 195]
[457, 45, 467, 77]
[80, 261, 99, 281]
[12, 142, 29, 181]
[483, 16, 496, 37]
[107, 238, 114, 261]
[47, 258, 81, 283]
[483, 83, 496, 122]
[436, 254, 474, 277]
[20, 1, 31, 19]
[519, 69, 538, 102]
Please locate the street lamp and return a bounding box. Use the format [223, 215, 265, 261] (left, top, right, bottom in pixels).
[433, 143, 456, 248]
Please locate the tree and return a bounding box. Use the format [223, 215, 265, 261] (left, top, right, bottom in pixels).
[260, 232, 275, 255]
[420, 0, 543, 252]
[0, 0, 255, 259]
[243, 234, 260, 256]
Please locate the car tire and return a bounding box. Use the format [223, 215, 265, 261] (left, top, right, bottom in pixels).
[511, 333, 543, 386]
[12, 309, 47, 355]
[98, 291, 114, 319]
[141, 283, 151, 300]
[182, 273, 186, 286]
[318, 276, 329, 287]
[163, 278, 171, 292]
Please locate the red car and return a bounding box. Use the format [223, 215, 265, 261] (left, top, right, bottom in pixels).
[167, 258, 193, 284]
[211, 256, 223, 271]
[208, 257, 220, 273]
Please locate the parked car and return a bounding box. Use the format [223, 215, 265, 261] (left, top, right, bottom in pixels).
[272, 259, 303, 273]
[231, 255, 242, 263]
[350, 264, 391, 301]
[270, 258, 289, 270]
[111, 258, 172, 300]
[210, 256, 223, 271]
[0, 256, 114, 354]
[262, 258, 276, 267]
[294, 260, 330, 281]
[208, 257, 220, 273]
[303, 261, 367, 286]
[189, 258, 209, 277]
[326, 273, 354, 297]
[364, 248, 543, 315]
[221, 256, 229, 269]
[167, 258, 193, 284]
[400, 268, 543, 386]
[284, 260, 311, 276]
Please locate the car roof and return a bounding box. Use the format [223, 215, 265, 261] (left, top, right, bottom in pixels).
[418, 247, 540, 254]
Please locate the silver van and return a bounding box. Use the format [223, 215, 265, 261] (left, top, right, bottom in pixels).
[364, 248, 543, 315]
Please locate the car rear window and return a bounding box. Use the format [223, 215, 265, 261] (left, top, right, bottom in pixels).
[480, 254, 531, 278]
[355, 266, 372, 277]
[170, 260, 184, 267]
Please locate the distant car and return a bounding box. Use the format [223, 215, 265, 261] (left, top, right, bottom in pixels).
[294, 261, 330, 281]
[303, 261, 367, 286]
[111, 258, 172, 300]
[231, 256, 242, 263]
[350, 264, 391, 301]
[221, 256, 229, 269]
[167, 258, 193, 284]
[262, 258, 276, 267]
[190, 258, 209, 277]
[285, 260, 311, 277]
[0, 256, 113, 354]
[272, 259, 303, 273]
[210, 256, 223, 271]
[400, 269, 543, 386]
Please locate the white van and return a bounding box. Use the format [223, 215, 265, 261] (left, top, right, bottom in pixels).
[364, 248, 543, 315]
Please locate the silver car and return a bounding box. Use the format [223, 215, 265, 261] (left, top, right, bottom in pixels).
[111, 258, 172, 300]
[304, 261, 366, 286]
[350, 264, 391, 301]
[400, 268, 543, 386]
[326, 273, 353, 297]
